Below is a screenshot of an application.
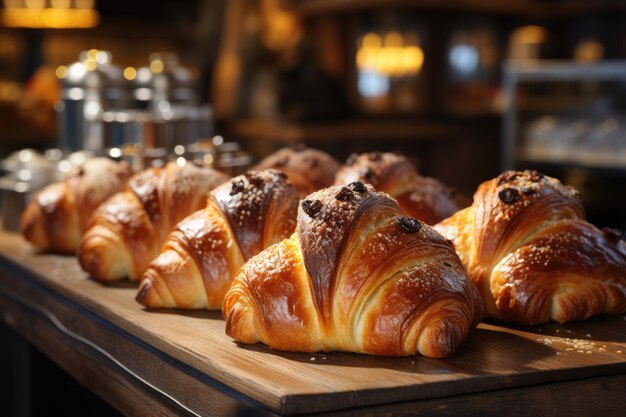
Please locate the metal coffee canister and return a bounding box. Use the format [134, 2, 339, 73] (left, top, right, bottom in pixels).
[56, 50, 129, 153]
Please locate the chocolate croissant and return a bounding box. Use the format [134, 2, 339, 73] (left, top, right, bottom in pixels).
[136, 170, 299, 309]
[78, 162, 229, 281]
[223, 182, 482, 358]
[21, 158, 132, 253]
[252, 146, 341, 195]
[335, 152, 461, 225]
[434, 170, 626, 325]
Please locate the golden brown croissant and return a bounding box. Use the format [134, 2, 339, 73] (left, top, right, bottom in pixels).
[223, 182, 482, 358]
[335, 152, 461, 225]
[252, 146, 341, 195]
[77, 162, 229, 281]
[136, 170, 299, 309]
[20, 158, 132, 253]
[434, 170, 626, 325]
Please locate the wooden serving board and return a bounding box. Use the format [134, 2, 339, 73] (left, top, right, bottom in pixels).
[0, 230, 625, 416]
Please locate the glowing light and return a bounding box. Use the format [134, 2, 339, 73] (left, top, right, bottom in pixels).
[356, 31, 424, 77]
[67, 87, 84, 100]
[512, 25, 547, 44]
[136, 67, 151, 83]
[384, 31, 403, 48]
[509, 25, 548, 61]
[134, 88, 151, 101]
[18, 149, 33, 162]
[123, 67, 137, 80]
[358, 70, 390, 98]
[17, 169, 32, 182]
[55, 65, 68, 78]
[1, 3, 99, 29]
[362, 33, 381, 49]
[213, 135, 224, 146]
[109, 148, 122, 158]
[15, 182, 29, 193]
[84, 101, 100, 119]
[67, 62, 86, 81]
[203, 154, 214, 166]
[84, 59, 97, 71]
[401, 46, 424, 75]
[575, 39, 604, 63]
[174, 145, 185, 155]
[158, 100, 171, 113]
[96, 50, 109, 64]
[449, 44, 479, 75]
[176, 157, 186, 167]
[58, 160, 72, 173]
[114, 112, 129, 123]
[150, 59, 164, 74]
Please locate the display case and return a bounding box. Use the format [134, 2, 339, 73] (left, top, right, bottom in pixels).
[502, 60, 626, 173]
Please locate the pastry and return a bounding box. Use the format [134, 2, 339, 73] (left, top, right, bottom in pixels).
[77, 162, 228, 281]
[252, 146, 340, 195]
[136, 170, 299, 309]
[335, 152, 461, 225]
[20, 158, 132, 253]
[435, 170, 626, 325]
[223, 182, 481, 357]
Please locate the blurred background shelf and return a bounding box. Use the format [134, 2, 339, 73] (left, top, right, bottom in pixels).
[1, 0, 626, 215]
[229, 116, 500, 193]
[230, 118, 469, 144]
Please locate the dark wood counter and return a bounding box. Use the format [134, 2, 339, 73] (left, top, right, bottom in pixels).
[0, 231, 624, 416]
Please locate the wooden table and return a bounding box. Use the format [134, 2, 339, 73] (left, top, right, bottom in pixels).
[0, 230, 624, 416]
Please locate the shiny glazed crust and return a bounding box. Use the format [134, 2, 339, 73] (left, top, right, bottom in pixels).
[136, 170, 299, 309]
[334, 152, 460, 225]
[252, 147, 341, 195]
[20, 158, 132, 253]
[434, 170, 626, 325]
[77, 162, 229, 281]
[223, 182, 482, 357]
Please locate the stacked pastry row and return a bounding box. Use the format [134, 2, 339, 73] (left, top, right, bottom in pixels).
[20, 147, 626, 358]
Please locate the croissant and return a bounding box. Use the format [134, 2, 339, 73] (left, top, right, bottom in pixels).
[77, 162, 229, 281]
[223, 182, 482, 358]
[135, 170, 300, 309]
[252, 146, 341, 195]
[20, 158, 132, 253]
[335, 152, 461, 225]
[434, 170, 626, 325]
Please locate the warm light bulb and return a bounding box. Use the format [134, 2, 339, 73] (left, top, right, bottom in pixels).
[404, 46, 424, 74]
[362, 32, 381, 49]
[55, 65, 68, 78]
[150, 59, 164, 74]
[123, 67, 137, 80]
[384, 31, 403, 48]
[87, 49, 98, 60]
[84, 58, 97, 71]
